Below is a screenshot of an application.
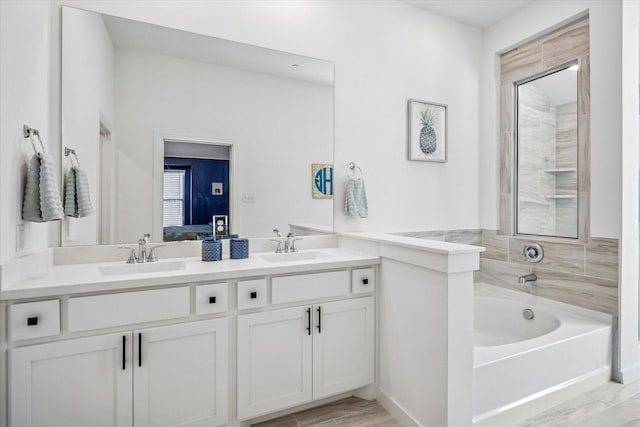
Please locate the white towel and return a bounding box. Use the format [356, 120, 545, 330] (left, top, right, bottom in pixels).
[344, 176, 368, 218]
[22, 153, 64, 222]
[64, 167, 93, 218]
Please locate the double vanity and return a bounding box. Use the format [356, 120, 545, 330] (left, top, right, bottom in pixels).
[1, 242, 379, 427]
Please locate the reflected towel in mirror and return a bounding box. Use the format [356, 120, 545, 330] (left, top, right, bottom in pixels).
[64, 167, 93, 218]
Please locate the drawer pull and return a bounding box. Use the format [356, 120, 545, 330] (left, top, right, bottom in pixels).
[138, 333, 142, 367]
[362, 278, 369, 285]
[250, 291, 257, 299]
[209, 296, 217, 304]
[316, 306, 321, 333]
[27, 316, 38, 326]
[306, 307, 311, 336]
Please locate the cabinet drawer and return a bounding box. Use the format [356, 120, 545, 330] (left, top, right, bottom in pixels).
[195, 283, 229, 315]
[68, 287, 189, 332]
[9, 300, 60, 341]
[352, 268, 375, 294]
[237, 279, 267, 310]
[272, 271, 349, 305]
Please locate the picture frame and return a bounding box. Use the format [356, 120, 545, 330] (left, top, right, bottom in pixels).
[311, 163, 333, 199]
[408, 99, 447, 162]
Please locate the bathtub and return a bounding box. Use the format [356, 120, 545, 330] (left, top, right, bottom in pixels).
[473, 284, 612, 423]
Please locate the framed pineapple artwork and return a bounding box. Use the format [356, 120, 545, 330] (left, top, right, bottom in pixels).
[408, 99, 447, 162]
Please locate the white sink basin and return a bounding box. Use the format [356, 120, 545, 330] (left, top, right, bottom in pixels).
[98, 260, 186, 276]
[260, 251, 332, 263]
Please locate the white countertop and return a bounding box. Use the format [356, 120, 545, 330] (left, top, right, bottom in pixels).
[339, 232, 485, 254]
[1, 248, 380, 300]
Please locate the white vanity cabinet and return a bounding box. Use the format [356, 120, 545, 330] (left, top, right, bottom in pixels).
[237, 296, 375, 420]
[9, 318, 228, 427]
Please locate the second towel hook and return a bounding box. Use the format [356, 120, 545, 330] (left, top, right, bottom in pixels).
[65, 147, 80, 168]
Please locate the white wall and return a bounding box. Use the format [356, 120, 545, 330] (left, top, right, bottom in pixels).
[480, 1, 623, 239]
[51, 0, 483, 240]
[61, 6, 114, 246]
[113, 49, 333, 241]
[0, 1, 53, 263]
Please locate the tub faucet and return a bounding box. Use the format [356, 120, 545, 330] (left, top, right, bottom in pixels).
[518, 273, 537, 285]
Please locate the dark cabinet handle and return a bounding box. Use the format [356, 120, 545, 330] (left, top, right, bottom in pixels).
[250, 291, 257, 299]
[306, 308, 311, 336]
[209, 296, 216, 304]
[316, 306, 321, 333]
[138, 333, 142, 367]
[27, 316, 38, 326]
[362, 278, 369, 285]
[122, 335, 126, 370]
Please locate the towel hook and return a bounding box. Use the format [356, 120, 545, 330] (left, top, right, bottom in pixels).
[65, 147, 80, 168]
[348, 162, 364, 178]
[23, 124, 45, 154]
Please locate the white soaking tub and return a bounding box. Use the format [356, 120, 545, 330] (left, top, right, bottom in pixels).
[473, 284, 612, 423]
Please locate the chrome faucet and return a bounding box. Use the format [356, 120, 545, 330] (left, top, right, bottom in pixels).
[518, 273, 537, 285]
[285, 233, 302, 253]
[137, 234, 151, 263]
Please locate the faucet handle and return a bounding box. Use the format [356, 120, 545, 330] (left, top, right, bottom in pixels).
[147, 245, 165, 262]
[289, 237, 303, 253]
[273, 229, 282, 237]
[270, 239, 284, 253]
[138, 233, 150, 245]
[118, 246, 138, 264]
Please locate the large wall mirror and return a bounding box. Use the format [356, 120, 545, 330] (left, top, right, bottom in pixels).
[515, 64, 578, 238]
[61, 7, 334, 246]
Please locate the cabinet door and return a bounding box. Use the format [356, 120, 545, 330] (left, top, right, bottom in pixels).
[237, 306, 312, 420]
[9, 332, 133, 427]
[133, 318, 228, 427]
[313, 297, 375, 399]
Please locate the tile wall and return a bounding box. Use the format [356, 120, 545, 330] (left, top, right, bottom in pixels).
[394, 229, 618, 315]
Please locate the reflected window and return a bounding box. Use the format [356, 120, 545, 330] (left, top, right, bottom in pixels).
[163, 169, 186, 227]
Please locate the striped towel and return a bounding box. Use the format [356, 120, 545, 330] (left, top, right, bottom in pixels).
[64, 167, 93, 218]
[344, 176, 368, 218]
[22, 153, 64, 222]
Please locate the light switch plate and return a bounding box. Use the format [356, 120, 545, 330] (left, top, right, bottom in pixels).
[242, 193, 255, 203]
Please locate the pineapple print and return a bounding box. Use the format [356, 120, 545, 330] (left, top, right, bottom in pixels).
[418, 107, 438, 154]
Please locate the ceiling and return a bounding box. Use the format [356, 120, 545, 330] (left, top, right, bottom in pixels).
[405, 0, 534, 29]
[101, 13, 334, 86]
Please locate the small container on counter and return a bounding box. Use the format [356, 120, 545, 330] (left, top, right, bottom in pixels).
[201, 237, 222, 261]
[230, 238, 249, 259]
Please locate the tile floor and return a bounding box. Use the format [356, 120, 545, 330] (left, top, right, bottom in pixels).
[252, 396, 401, 427]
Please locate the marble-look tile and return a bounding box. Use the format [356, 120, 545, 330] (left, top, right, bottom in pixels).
[501, 42, 543, 83]
[501, 83, 513, 134]
[578, 114, 591, 193]
[508, 237, 584, 275]
[481, 258, 533, 293]
[578, 55, 590, 116]
[252, 415, 298, 427]
[334, 403, 401, 427]
[585, 237, 619, 281]
[500, 131, 512, 195]
[578, 191, 590, 240]
[499, 194, 512, 236]
[294, 397, 378, 427]
[445, 229, 482, 246]
[531, 266, 618, 314]
[309, 421, 339, 427]
[473, 270, 482, 283]
[542, 18, 589, 68]
[481, 229, 509, 261]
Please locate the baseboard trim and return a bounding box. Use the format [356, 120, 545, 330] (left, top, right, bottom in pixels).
[376, 387, 423, 427]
